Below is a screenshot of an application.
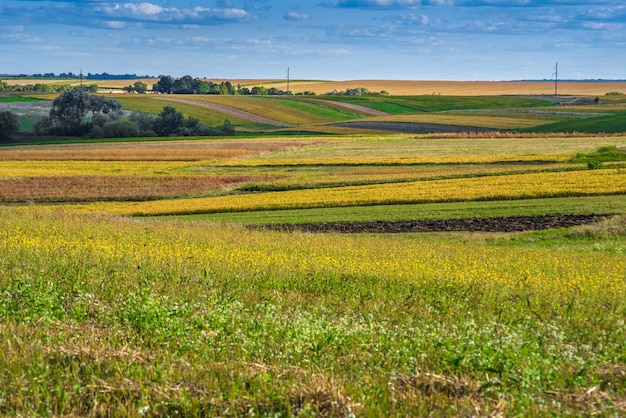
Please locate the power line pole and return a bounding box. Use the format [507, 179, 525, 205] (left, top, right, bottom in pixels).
[286, 67, 290, 94]
[553, 62, 558, 96]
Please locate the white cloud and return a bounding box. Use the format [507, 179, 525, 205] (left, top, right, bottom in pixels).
[284, 12, 311, 21]
[0, 33, 42, 43]
[96, 2, 256, 25]
[336, 0, 422, 9]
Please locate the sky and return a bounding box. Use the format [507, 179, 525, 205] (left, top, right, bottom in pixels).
[1, 0, 625, 81]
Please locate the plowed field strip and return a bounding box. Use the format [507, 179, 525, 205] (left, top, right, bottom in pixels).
[156, 97, 287, 126]
[267, 214, 609, 233]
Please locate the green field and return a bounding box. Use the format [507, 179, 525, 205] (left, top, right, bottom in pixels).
[1, 90, 626, 416]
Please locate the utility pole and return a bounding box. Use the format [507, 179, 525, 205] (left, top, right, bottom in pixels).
[286, 67, 290, 94]
[553, 62, 558, 96]
[80, 69, 83, 88]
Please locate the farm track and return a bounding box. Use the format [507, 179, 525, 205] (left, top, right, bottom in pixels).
[267, 214, 609, 233]
[155, 97, 288, 126]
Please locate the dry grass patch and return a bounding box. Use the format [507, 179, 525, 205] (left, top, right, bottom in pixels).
[565, 214, 626, 237]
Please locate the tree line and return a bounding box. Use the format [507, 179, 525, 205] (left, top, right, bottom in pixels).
[0, 88, 234, 142]
[151, 75, 388, 96]
[0, 80, 95, 93]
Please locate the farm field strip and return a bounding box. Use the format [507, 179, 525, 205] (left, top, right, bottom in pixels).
[214, 153, 573, 167]
[0, 160, 195, 177]
[114, 95, 262, 127]
[356, 113, 566, 130]
[174, 195, 626, 225]
[276, 80, 626, 96]
[2, 208, 624, 298]
[222, 135, 626, 160]
[0, 139, 317, 161]
[37, 168, 626, 216]
[0, 175, 267, 203]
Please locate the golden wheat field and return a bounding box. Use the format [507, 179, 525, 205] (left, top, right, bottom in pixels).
[254, 80, 626, 96]
[8, 77, 625, 96]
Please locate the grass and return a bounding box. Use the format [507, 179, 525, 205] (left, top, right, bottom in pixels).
[1, 208, 625, 416]
[526, 113, 626, 134]
[324, 95, 554, 114]
[0, 96, 42, 103]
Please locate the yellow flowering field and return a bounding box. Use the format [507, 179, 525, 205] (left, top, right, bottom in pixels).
[1, 208, 624, 416]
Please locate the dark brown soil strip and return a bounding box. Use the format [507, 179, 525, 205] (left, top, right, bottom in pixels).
[263, 214, 609, 234]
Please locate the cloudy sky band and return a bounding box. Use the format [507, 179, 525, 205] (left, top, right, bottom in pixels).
[0, 0, 624, 80]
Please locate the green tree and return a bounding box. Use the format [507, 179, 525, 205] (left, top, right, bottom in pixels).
[49, 88, 92, 135]
[0, 110, 20, 141]
[155, 106, 185, 136]
[153, 76, 174, 94]
[46, 88, 122, 136]
[133, 81, 148, 94]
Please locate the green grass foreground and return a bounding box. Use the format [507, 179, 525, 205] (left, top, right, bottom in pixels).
[1, 208, 625, 416]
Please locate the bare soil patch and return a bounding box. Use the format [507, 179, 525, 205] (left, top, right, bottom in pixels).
[268, 214, 609, 234]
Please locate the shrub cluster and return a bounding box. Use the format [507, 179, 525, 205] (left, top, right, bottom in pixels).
[0, 80, 86, 93]
[324, 87, 390, 96]
[0, 110, 20, 141]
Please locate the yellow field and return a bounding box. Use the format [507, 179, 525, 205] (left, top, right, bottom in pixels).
[28, 168, 624, 216]
[258, 80, 626, 96]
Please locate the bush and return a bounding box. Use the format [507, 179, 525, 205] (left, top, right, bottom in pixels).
[0, 110, 20, 141]
[101, 119, 141, 138]
[587, 160, 603, 170]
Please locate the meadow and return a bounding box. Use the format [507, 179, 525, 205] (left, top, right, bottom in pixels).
[1, 83, 626, 416]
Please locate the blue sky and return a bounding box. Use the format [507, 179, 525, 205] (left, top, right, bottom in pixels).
[1, 0, 625, 80]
